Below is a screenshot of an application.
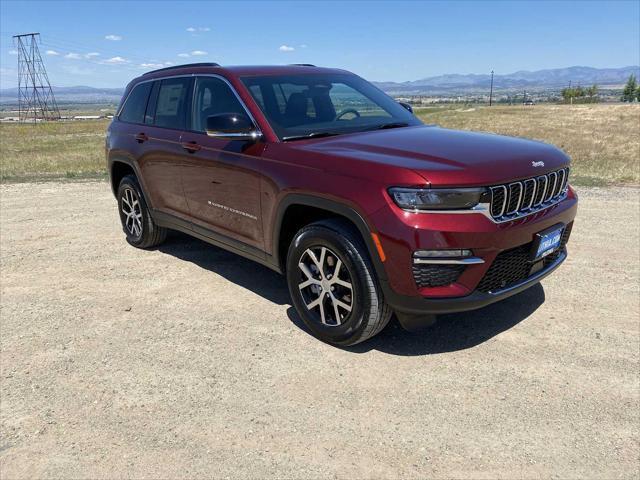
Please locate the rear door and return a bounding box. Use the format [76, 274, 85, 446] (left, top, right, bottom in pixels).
[179, 75, 266, 249]
[137, 77, 193, 220]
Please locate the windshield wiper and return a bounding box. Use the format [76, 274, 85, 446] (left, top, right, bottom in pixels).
[369, 122, 410, 131]
[282, 131, 342, 142]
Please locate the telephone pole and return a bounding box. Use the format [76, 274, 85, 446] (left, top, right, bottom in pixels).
[13, 33, 60, 123]
[489, 70, 494, 106]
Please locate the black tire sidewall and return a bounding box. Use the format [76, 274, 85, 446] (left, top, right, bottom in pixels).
[117, 176, 151, 248]
[287, 225, 374, 345]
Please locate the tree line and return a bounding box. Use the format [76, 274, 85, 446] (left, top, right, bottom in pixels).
[621, 74, 640, 102]
[561, 84, 599, 103]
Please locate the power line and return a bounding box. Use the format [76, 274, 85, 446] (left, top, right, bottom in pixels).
[13, 33, 60, 122]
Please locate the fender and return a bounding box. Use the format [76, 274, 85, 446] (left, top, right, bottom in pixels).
[272, 193, 389, 284]
[108, 157, 155, 210]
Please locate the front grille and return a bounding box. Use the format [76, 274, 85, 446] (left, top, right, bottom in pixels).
[413, 264, 464, 288]
[490, 167, 569, 221]
[477, 224, 572, 293]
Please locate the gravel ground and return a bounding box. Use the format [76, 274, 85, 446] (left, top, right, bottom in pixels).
[1, 181, 638, 479]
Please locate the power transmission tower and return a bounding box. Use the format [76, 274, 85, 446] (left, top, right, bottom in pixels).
[13, 33, 60, 123]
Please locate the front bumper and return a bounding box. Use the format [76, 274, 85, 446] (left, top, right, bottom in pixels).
[371, 187, 578, 316]
[384, 247, 566, 316]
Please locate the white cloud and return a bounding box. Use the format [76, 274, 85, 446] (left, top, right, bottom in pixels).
[186, 27, 196, 32]
[177, 53, 190, 58]
[191, 50, 207, 56]
[187, 26, 210, 32]
[164, 61, 174, 66]
[300, 44, 308, 48]
[104, 56, 128, 64]
[46, 50, 60, 56]
[85, 52, 100, 58]
[199, 27, 210, 32]
[105, 34, 122, 41]
[8, 49, 18, 55]
[140, 63, 164, 68]
[279, 45, 295, 52]
[65, 53, 82, 59]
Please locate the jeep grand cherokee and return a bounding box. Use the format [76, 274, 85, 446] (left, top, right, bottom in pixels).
[107, 63, 577, 345]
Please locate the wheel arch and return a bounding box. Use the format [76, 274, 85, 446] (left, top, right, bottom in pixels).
[109, 159, 154, 210]
[273, 194, 388, 283]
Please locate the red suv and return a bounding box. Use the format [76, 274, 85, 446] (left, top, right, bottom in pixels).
[107, 63, 577, 345]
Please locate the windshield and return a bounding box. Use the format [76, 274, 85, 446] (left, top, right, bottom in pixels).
[240, 73, 422, 140]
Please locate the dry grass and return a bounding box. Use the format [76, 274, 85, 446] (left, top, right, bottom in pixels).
[0, 104, 638, 185]
[0, 119, 110, 182]
[416, 104, 640, 186]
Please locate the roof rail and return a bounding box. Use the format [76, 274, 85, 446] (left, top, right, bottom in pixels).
[290, 63, 316, 67]
[143, 62, 220, 76]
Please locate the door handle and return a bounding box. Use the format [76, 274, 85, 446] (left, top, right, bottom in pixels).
[181, 141, 201, 153]
[135, 132, 148, 143]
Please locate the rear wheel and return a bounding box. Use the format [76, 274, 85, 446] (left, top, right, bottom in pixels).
[286, 219, 392, 346]
[117, 175, 167, 248]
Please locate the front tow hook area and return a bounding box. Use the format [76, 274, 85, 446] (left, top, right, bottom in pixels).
[395, 311, 437, 331]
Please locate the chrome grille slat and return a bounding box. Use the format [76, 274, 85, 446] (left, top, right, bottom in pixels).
[489, 168, 569, 222]
[490, 185, 507, 217]
[546, 172, 557, 202]
[522, 179, 536, 210]
[506, 182, 523, 214]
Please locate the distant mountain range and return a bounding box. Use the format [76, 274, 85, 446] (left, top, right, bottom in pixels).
[0, 66, 638, 104]
[373, 66, 640, 95]
[0, 86, 123, 105]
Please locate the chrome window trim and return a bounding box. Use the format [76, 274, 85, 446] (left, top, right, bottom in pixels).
[116, 73, 263, 138]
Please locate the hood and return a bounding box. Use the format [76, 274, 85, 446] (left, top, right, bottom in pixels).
[293, 125, 570, 187]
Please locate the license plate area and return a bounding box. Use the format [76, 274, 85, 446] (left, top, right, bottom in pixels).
[530, 224, 564, 262]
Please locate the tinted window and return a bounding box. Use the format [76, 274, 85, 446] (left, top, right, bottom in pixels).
[119, 82, 152, 124]
[154, 78, 191, 129]
[144, 81, 160, 125]
[192, 76, 247, 132]
[241, 73, 421, 139]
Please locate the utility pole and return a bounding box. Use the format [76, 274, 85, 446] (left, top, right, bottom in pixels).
[13, 33, 60, 123]
[489, 70, 494, 106]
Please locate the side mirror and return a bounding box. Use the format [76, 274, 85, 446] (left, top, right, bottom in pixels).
[399, 102, 414, 114]
[205, 113, 262, 141]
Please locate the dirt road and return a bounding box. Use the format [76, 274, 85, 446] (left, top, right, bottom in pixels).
[1, 182, 638, 479]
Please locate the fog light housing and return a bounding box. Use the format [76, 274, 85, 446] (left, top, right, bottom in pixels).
[413, 249, 484, 265]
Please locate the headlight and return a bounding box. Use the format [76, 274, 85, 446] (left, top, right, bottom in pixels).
[388, 187, 488, 211]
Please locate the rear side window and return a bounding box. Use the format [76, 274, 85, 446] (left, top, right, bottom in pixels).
[119, 82, 152, 124]
[154, 78, 191, 129]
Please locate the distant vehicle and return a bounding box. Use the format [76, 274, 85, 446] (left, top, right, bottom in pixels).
[524, 99, 535, 105]
[107, 63, 577, 345]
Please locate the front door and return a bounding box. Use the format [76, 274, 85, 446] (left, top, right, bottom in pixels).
[179, 76, 265, 249]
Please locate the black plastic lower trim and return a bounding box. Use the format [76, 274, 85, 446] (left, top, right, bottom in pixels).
[385, 249, 567, 316]
[152, 210, 281, 273]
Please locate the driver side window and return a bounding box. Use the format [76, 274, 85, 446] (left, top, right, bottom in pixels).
[192, 77, 247, 133]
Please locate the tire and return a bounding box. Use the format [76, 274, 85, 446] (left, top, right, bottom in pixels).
[117, 174, 167, 249]
[286, 218, 392, 346]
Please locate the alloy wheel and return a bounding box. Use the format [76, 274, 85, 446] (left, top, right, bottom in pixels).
[297, 246, 354, 326]
[121, 187, 143, 238]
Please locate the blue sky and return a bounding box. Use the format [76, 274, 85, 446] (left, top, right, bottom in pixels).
[1, 0, 638, 88]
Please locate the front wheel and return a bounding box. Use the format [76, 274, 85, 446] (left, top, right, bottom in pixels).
[286, 219, 392, 346]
